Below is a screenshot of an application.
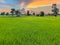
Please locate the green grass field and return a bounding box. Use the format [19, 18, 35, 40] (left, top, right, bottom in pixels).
[0, 16, 60, 45]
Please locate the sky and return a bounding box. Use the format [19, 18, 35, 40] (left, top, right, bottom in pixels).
[0, 0, 60, 13]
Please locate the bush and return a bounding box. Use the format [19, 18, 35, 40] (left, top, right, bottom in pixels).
[40, 11, 44, 16]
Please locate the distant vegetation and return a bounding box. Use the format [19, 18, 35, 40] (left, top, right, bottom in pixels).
[0, 4, 59, 17]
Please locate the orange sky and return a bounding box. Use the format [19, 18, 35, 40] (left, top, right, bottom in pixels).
[26, 0, 60, 8]
[0, 9, 11, 13]
[0, 0, 60, 13]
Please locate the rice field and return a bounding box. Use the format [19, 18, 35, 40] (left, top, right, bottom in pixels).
[0, 16, 60, 45]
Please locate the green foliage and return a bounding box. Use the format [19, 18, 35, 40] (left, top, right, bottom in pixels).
[40, 11, 44, 16]
[52, 4, 59, 16]
[27, 10, 30, 16]
[0, 16, 60, 45]
[15, 10, 20, 17]
[10, 8, 15, 16]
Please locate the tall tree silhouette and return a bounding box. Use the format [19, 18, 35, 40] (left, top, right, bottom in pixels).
[52, 4, 59, 16]
[40, 11, 44, 16]
[27, 10, 30, 16]
[15, 10, 21, 17]
[10, 8, 15, 16]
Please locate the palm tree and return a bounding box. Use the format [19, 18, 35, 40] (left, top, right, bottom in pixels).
[52, 4, 59, 16]
[27, 10, 30, 16]
[10, 8, 15, 16]
[15, 10, 21, 17]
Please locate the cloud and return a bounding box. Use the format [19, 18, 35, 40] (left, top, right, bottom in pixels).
[14, 0, 34, 4]
[0, 0, 6, 3]
[0, 0, 59, 8]
[26, 4, 60, 14]
[11, 0, 59, 9]
[20, 2, 25, 6]
[26, 0, 60, 8]
[0, 0, 59, 12]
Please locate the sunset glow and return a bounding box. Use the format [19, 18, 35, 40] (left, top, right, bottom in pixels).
[26, 0, 60, 8]
[0, 0, 59, 13]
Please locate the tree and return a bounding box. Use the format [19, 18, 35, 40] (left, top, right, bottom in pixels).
[27, 10, 30, 16]
[15, 10, 21, 17]
[40, 11, 44, 16]
[6, 12, 9, 16]
[1, 12, 5, 15]
[10, 8, 15, 16]
[36, 14, 39, 16]
[52, 4, 59, 16]
[33, 12, 35, 16]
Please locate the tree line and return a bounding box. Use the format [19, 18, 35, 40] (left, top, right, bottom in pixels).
[0, 4, 59, 17]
